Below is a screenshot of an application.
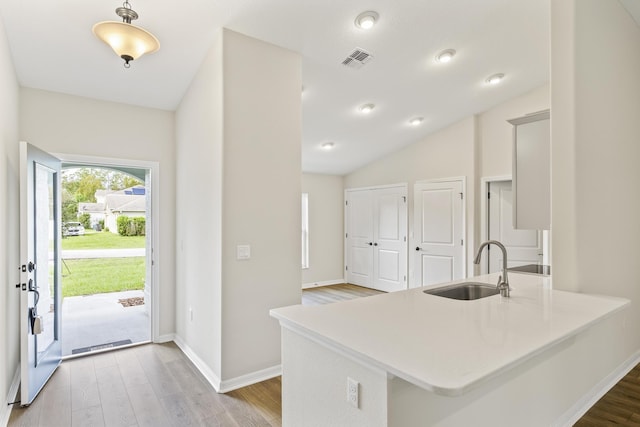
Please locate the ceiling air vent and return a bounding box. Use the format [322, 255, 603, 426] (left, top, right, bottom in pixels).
[342, 48, 373, 69]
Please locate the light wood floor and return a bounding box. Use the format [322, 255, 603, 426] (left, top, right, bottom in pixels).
[8, 343, 281, 427]
[574, 362, 640, 426]
[301, 283, 385, 306]
[10, 284, 635, 426]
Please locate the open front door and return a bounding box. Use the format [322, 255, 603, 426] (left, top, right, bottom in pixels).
[19, 141, 62, 406]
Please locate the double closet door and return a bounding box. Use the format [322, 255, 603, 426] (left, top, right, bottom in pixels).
[345, 185, 408, 292]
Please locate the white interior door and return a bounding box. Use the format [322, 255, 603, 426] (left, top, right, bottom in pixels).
[372, 187, 407, 292]
[346, 190, 374, 287]
[346, 186, 407, 292]
[414, 180, 465, 287]
[19, 142, 62, 406]
[488, 181, 542, 272]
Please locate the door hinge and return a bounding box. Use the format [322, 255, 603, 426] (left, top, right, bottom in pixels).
[460, 192, 463, 200]
[403, 236, 406, 242]
[461, 239, 464, 246]
[488, 192, 491, 199]
[345, 233, 348, 239]
[345, 200, 348, 206]
[404, 275, 407, 282]
[402, 196, 406, 203]
[345, 265, 348, 271]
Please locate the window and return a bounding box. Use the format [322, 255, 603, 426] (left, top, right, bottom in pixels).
[302, 193, 309, 269]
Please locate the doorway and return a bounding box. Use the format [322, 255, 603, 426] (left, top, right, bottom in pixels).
[58, 158, 156, 357]
[481, 178, 547, 274]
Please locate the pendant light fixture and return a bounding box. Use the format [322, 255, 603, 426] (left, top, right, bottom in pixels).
[92, 0, 160, 68]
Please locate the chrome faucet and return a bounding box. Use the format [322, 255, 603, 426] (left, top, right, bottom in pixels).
[473, 240, 510, 297]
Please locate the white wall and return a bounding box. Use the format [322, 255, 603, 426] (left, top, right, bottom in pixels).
[221, 29, 301, 381]
[19, 88, 176, 338]
[175, 33, 224, 377]
[478, 84, 549, 178]
[551, 0, 640, 358]
[345, 117, 476, 283]
[175, 29, 301, 388]
[302, 173, 344, 287]
[0, 14, 20, 425]
[342, 87, 551, 284]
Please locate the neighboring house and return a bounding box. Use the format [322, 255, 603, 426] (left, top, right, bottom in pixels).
[83, 186, 146, 233]
[77, 202, 105, 228]
[104, 193, 146, 233]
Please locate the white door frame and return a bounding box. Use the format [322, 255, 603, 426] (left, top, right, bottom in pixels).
[53, 153, 161, 342]
[480, 175, 550, 275]
[479, 175, 511, 275]
[413, 176, 467, 287]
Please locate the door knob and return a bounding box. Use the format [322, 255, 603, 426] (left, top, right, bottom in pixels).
[28, 262, 36, 272]
[368, 242, 373, 246]
[415, 246, 421, 251]
[373, 243, 378, 246]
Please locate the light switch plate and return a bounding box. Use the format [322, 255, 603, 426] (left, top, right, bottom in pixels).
[237, 245, 251, 260]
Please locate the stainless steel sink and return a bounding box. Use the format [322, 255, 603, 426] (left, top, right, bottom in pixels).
[423, 282, 500, 300]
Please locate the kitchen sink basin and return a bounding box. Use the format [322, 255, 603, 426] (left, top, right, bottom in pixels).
[423, 282, 500, 300]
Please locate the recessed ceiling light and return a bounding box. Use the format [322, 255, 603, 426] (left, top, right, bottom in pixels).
[359, 103, 375, 114]
[435, 49, 456, 63]
[486, 73, 505, 85]
[409, 117, 424, 126]
[321, 142, 335, 150]
[355, 11, 379, 29]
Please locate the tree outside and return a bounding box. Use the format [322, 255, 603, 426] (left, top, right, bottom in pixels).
[61, 167, 146, 297]
[62, 168, 142, 223]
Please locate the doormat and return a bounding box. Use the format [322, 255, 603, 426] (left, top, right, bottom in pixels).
[71, 339, 132, 355]
[118, 297, 144, 307]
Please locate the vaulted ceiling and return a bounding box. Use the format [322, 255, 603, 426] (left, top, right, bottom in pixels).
[0, 0, 556, 174]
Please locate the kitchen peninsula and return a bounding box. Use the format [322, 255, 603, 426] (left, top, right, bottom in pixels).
[271, 273, 630, 426]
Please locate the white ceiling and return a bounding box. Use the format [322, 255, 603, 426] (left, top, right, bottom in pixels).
[0, 0, 552, 175]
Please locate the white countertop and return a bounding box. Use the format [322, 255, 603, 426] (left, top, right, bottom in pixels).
[270, 273, 629, 396]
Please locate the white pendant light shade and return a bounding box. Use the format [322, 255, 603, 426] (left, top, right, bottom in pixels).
[93, 21, 159, 63]
[92, 0, 160, 67]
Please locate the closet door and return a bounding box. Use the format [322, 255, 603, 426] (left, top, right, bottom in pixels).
[345, 186, 407, 292]
[372, 187, 407, 292]
[346, 190, 374, 287]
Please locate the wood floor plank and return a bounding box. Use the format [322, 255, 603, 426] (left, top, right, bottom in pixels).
[302, 283, 384, 306]
[69, 357, 101, 412]
[95, 364, 138, 427]
[115, 347, 150, 388]
[136, 347, 183, 398]
[71, 405, 105, 427]
[164, 358, 213, 397]
[125, 382, 171, 427]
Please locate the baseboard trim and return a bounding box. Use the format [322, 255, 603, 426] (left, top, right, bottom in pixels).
[173, 335, 222, 392]
[154, 333, 175, 344]
[555, 349, 640, 426]
[219, 365, 282, 393]
[172, 335, 281, 394]
[2, 365, 21, 427]
[302, 279, 345, 289]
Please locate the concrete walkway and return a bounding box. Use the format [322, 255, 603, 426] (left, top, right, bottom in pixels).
[62, 248, 146, 259]
[62, 289, 150, 356]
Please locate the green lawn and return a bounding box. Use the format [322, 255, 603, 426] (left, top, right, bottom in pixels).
[61, 257, 145, 298]
[62, 229, 145, 250]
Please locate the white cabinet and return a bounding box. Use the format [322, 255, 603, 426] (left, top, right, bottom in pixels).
[345, 185, 408, 292]
[508, 110, 550, 230]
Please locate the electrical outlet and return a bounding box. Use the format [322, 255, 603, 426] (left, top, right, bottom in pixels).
[347, 377, 359, 408]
